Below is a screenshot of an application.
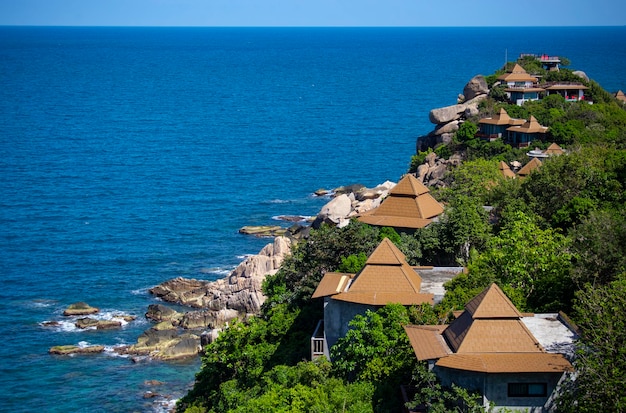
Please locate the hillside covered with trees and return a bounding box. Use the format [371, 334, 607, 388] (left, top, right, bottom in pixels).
[178, 56, 626, 412]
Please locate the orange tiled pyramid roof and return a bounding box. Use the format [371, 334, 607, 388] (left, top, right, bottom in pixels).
[357, 174, 444, 229]
[312, 238, 433, 306]
[404, 283, 573, 373]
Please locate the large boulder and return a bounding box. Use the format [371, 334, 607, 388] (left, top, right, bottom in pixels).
[434, 120, 459, 136]
[145, 304, 182, 323]
[313, 194, 352, 227]
[463, 75, 489, 101]
[429, 104, 466, 125]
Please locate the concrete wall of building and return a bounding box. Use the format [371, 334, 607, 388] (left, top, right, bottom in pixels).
[434, 367, 565, 412]
[323, 299, 377, 351]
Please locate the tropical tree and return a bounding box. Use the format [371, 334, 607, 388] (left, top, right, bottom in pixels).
[558, 273, 626, 412]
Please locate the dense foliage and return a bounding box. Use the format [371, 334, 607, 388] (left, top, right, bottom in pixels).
[180, 56, 626, 412]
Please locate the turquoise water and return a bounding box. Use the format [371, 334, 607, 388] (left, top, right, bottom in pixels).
[1, 26, 625, 412]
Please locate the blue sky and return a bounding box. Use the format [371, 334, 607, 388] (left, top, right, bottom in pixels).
[0, 0, 623, 26]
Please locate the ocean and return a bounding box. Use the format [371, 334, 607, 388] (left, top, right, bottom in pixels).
[1, 26, 624, 412]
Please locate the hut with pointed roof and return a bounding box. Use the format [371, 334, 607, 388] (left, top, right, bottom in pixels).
[615, 90, 626, 103]
[506, 115, 548, 148]
[311, 238, 434, 358]
[477, 108, 525, 141]
[498, 161, 516, 178]
[357, 174, 444, 232]
[517, 157, 542, 178]
[404, 283, 575, 411]
[497, 64, 543, 105]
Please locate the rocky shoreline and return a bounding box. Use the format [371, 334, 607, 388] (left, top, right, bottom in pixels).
[45, 182, 398, 361]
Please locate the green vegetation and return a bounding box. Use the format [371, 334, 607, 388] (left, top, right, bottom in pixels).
[179, 56, 626, 412]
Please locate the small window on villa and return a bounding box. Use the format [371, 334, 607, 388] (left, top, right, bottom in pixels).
[508, 383, 547, 397]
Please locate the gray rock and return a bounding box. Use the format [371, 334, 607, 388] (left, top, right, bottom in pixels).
[434, 120, 459, 135]
[145, 304, 182, 323]
[429, 104, 466, 124]
[427, 163, 448, 181]
[316, 194, 352, 225]
[463, 75, 489, 101]
[573, 70, 589, 82]
[417, 163, 430, 181]
[425, 151, 438, 167]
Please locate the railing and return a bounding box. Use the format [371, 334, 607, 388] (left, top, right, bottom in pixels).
[311, 319, 327, 360]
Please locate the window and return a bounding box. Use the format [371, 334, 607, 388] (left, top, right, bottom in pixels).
[508, 383, 547, 397]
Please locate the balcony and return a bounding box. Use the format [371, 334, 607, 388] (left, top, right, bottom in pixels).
[311, 319, 329, 360]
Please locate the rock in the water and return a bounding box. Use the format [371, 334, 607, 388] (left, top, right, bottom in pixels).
[238, 225, 286, 237]
[145, 304, 182, 323]
[463, 75, 489, 101]
[49, 345, 105, 355]
[74, 317, 122, 330]
[63, 302, 99, 316]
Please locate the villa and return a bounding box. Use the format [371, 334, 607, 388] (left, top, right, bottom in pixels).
[476, 108, 525, 141]
[506, 116, 548, 148]
[404, 283, 576, 412]
[311, 238, 435, 359]
[498, 64, 544, 106]
[357, 174, 444, 231]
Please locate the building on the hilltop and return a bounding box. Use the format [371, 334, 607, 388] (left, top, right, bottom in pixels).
[476, 108, 525, 142]
[499, 161, 516, 178]
[543, 82, 589, 102]
[519, 53, 562, 71]
[615, 90, 626, 103]
[498, 64, 543, 106]
[506, 116, 548, 148]
[357, 174, 444, 232]
[517, 157, 543, 178]
[310, 238, 434, 360]
[404, 283, 576, 412]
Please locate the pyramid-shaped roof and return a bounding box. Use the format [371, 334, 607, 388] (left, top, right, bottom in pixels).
[478, 108, 525, 126]
[404, 283, 572, 372]
[499, 161, 516, 178]
[357, 174, 444, 229]
[517, 157, 542, 177]
[497, 64, 538, 83]
[507, 115, 548, 134]
[464, 283, 523, 318]
[312, 238, 433, 306]
[616, 90, 626, 102]
[545, 143, 565, 155]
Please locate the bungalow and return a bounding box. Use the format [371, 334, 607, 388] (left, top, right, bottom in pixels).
[543, 82, 588, 102]
[311, 238, 434, 359]
[615, 90, 626, 103]
[357, 174, 444, 232]
[517, 157, 543, 178]
[527, 143, 565, 160]
[404, 283, 575, 412]
[498, 161, 516, 178]
[506, 116, 548, 148]
[477, 108, 525, 141]
[498, 64, 543, 105]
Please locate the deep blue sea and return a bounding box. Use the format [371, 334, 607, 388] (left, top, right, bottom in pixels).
[1, 26, 625, 412]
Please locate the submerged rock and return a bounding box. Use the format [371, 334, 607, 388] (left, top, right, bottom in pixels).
[49, 345, 105, 355]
